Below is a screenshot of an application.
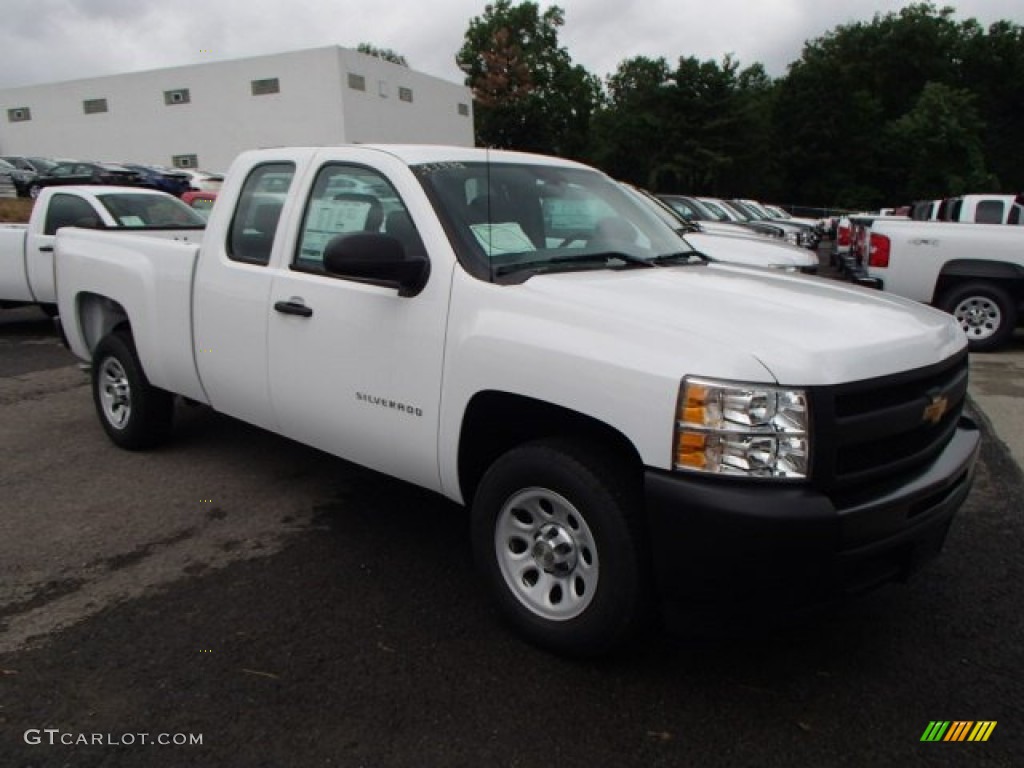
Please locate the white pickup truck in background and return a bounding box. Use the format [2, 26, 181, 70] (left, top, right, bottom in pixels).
[938, 193, 1024, 225]
[850, 216, 1024, 350]
[0, 186, 205, 315]
[54, 145, 979, 655]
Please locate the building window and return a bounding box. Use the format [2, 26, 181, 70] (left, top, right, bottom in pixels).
[83, 98, 108, 115]
[172, 154, 199, 169]
[399, 87, 413, 103]
[251, 78, 280, 96]
[7, 107, 31, 122]
[347, 73, 366, 91]
[164, 88, 191, 106]
[457, 102, 470, 117]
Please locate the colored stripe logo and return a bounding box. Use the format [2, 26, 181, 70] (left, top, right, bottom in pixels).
[920, 721, 997, 742]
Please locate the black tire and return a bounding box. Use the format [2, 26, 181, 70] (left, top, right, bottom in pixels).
[471, 439, 649, 656]
[938, 281, 1017, 353]
[91, 329, 173, 450]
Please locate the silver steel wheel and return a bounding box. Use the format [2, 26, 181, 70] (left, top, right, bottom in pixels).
[951, 295, 1002, 341]
[494, 487, 599, 622]
[98, 356, 132, 429]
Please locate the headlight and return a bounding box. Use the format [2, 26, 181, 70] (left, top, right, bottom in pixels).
[674, 378, 810, 479]
[784, 232, 800, 245]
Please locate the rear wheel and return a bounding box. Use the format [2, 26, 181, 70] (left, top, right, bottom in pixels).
[471, 439, 648, 656]
[91, 330, 173, 449]
[938, 281, 1017, 352]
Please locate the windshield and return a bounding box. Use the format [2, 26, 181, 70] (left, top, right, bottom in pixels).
[413, 161, 686, 281]
[98, 193, 207, 228]
[699, 199, 734, 222]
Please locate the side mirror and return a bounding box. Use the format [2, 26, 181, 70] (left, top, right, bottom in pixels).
[323, 233, 429, 297]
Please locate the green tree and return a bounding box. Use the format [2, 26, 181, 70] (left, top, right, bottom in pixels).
[883, 82, 994, 199]
[356, 43, 408, 67]
[589, 54, 778, 196]
[456, 1, 600, 157]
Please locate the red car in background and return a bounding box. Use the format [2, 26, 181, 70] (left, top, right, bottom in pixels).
[182, 190, 217, 218]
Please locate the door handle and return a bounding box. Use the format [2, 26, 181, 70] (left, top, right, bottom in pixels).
[39, 245, 54, 252]
[274, 300, 313, 317]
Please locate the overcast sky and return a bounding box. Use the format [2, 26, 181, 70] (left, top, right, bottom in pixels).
[2, 0, 1022, 90]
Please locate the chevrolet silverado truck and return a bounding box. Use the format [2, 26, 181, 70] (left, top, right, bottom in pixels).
[0, 186, 204, 315]
[849, 216, 1024, 351]
[55, 146, 979, 655]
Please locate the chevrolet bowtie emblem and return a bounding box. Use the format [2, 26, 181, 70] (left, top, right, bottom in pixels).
[923, 394, 949, 425]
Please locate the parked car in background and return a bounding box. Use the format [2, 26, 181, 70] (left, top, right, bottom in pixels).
[850, 215, 1024, 350]
[1, 155, 58, 175]
[627, 187, 819, 272]
[694, 197, 791, 240]
[0, 158, 38, 197]
[1, 186, 204, 315]
[728, 199, 820, 249]
[739, 200, 822, 232]
[182, 190, 218, 218]
[657, 194, 779, 240]
[937, 194, 1023, 225]
[31, 162, 141, 197]
[911, 199, 942, 221]
[177, 169, 224, 192]
[702, 197, 814, 248]
[119, 163, 192, 197]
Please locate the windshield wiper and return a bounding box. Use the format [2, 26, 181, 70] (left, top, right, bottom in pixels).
[493, 251, 654, 277]
[650, 250, 710, 265]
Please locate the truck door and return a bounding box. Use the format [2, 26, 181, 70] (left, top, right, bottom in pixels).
[192, 161, 297, 430]
[267, 159, 448, 492]
[27, 192, 103, 304]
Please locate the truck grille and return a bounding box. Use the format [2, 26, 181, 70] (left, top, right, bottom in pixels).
[809, 351, 969, 496]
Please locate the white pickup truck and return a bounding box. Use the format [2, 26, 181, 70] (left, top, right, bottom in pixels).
[850, 216, 1024, 350]
[55, 146, 979, 655]
[0, 186, 205, 316]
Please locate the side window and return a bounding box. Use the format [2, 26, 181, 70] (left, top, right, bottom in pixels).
[295, 164, 423, 271]
[228, 162, 295, 265]
[1008, 204, 1022, 226]
[45, 194, 101, 235]
[975, 200, 1004, 224]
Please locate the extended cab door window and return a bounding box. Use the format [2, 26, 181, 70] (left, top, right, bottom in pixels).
[227, 162, 295, 265]
[45, 194, 101, 234]
[294, 163, 424, 273]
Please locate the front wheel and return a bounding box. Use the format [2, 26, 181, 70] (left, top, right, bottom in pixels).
[28, 184, 41, 199]
[471, 440, 648, 656]
[91, 330, 174, 450]
[938, 281, 1017, 352]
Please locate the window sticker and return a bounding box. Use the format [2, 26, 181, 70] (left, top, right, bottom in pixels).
[119, 215, 145, 227]
[470, 222, 535, 256]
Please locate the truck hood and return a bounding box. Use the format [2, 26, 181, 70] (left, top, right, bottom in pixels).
[524, 264, 965, 385]
[683, 232, 817, 268]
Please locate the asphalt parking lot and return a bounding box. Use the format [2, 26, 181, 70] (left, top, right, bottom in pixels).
[1, 285, 1022, 766]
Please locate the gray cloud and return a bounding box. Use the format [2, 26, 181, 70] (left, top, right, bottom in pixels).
[1, 0, 1022, 90]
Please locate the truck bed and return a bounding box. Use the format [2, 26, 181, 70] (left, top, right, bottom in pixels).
[57, 227, 207, 402]
[0, 223, 33, 302]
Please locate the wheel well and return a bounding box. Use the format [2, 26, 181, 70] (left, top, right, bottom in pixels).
[457, 391, 643, 504]
[934, 261, 1024, 304]
[76, 292, 130, 355]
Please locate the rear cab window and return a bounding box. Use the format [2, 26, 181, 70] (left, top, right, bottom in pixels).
[227, 163, 295, 265]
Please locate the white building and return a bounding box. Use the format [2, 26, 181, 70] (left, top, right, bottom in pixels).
[0, 46, 475, 172]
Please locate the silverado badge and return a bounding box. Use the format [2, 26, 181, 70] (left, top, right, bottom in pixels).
[922, 394, 949, 426]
